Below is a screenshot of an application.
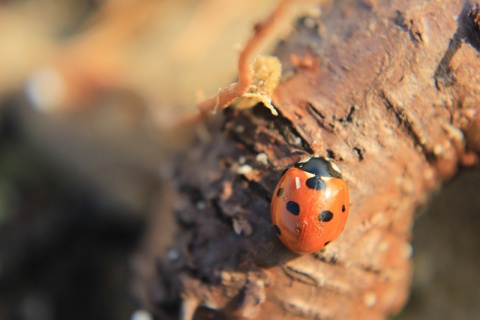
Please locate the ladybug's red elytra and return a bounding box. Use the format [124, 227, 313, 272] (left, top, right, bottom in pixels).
[271, 156, 349, 254]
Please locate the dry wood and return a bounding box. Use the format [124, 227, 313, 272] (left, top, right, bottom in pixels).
[133, 0, 480, 319]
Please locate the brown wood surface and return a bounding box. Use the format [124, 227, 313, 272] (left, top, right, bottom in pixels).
[133, 0, 480, 319]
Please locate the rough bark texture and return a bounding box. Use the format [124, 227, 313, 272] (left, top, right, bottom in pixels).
[133, 0, 480, 319]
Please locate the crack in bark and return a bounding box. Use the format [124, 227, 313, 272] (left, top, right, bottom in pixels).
[393, 10, 425, 44]
[247, 105, 313, 153]
[435, 2, 480, 90]
[353, 147, 365, 161]
[343, 106, 357, 123]
[380, 90, 432, 161]
[282, 265, 320, 287]
[306, 102, 326, 122]
[277, 299, 329, 320]
[434, 38, 461, 90]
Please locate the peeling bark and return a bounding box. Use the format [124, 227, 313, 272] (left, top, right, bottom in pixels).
[133, 0, 480, 319]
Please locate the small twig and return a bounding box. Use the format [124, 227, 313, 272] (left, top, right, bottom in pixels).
[195, 0, 292, 119]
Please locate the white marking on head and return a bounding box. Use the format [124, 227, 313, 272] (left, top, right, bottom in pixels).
[297, 155, 312, 164]
[330, 162, 342, 175]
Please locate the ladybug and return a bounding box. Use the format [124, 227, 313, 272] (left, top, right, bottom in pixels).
[271, 156, 349, 254]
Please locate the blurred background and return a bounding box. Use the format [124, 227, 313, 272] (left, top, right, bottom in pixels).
[0, 0, 479, 319]
[0, 0, 280, 319]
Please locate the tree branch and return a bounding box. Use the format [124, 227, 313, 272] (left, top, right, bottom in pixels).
[133, 0, 480, 319]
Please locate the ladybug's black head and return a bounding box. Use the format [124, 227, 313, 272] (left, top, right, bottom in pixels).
[294, 157, 342, 179]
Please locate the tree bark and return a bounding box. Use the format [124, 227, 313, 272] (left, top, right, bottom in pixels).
[133, 0, 480, 319]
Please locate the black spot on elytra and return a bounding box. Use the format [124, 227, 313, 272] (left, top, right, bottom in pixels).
[286, 201, 300, 216]
[318, 210, 334, 222]
[306, 176, 326, 190]
[342, 204, 346, 212]
[277, 188, 284, 197]
[324, 241, 331, 246]
[273, 225, 281, 235]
